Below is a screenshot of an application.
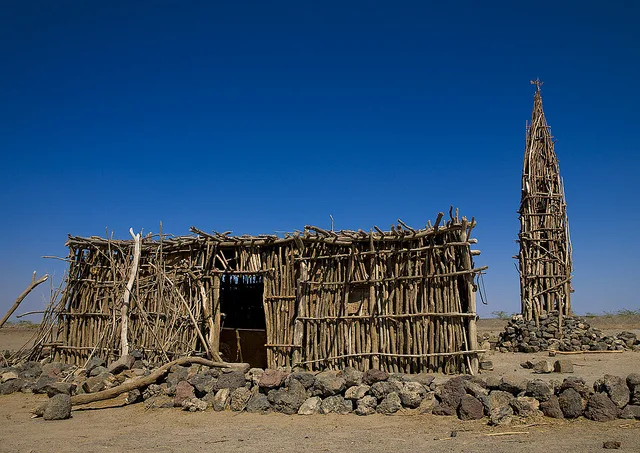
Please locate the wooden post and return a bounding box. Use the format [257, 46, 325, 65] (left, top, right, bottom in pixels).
[212, 275, 221, 358]
[120, 229, 141, 358]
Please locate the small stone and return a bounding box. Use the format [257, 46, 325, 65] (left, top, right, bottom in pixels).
[229, 386, 252, 411]
[479, 361, 493, 371]
[321, 395, 353, 414]
[510, 396, 540, 417]
[399, 381, 427, 408]
[602, 375, 630, 408]
[533, 360, 553, 374]
[210, 388, 231, 411]
[212, 370, 246, 391]
[174, 381, 195, 406]
[363, 369, 389, 385]
[258, 369, 288, 389]
[341, 367, 364, 387]
[43, 394, 72, 420]
[298, 396, 322, 415]
[107, 355, 135, 374]
[166, 366, 189, 386]
[246, 393, 271, 413]
[526, 379, 553, 402]
[82, 373, 110, 394]
[458, 394, 484, 420]
[188, 373, 216, 397]
[1, 371, 19, 383]
[313, 371, 346, 397]
[182, 397, 208, 412]
[245, 368, 264, 386]
[539, 395, 564, 418]
[45, 382, 75, 397]
[499, 375, 528, 395]
[270, 379, 307, 414]
[553, 359, 574, 373]
[416, 392, 438, 414]
[619, 405, 640, 420]
[370, 380, 402, 401]
[377, 392, 402, 415]
[345, 384, 370, 401]
[89, 366, 108, 377]
[558, 388, 583, 419]
[355, 395, 377, 416]
[584, 393, 619, 422]
[488, 405, 513, 426]
[0, 378, 25, 395]
[520, 361, 535, 369]
[126, 389, 142, 404]
[602, 441, 621, 449]
[288, 372, 315, 389]
[85, 357, 105, 375]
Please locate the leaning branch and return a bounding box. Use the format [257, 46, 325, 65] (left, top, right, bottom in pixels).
[69, 356, 245, 407]
[0, 272, 49, 328]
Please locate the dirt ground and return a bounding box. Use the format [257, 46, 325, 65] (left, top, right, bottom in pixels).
[1, 318, 640, 453]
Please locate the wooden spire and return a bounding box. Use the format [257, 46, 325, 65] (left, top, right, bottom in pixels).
[518, 81, 573, 325]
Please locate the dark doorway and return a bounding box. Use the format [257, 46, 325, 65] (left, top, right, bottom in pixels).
[219, 274, 267, 368]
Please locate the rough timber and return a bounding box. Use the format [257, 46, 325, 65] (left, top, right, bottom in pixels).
[22, 211, 486, 375]
[518, 80, 573, 326]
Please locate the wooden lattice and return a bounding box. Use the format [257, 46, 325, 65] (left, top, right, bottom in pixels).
[518, 79, 573, 326]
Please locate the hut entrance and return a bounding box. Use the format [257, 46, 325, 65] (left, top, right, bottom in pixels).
[218, 274, 267, 368]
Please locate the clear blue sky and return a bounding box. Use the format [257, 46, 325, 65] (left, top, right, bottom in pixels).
[1, 1, 638, 320]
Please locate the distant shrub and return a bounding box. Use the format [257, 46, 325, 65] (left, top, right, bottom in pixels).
[491, 310, 511, 320]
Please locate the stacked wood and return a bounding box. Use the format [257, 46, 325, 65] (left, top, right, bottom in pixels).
[518, 80, 573, 327]
[26, 210, 485, 374]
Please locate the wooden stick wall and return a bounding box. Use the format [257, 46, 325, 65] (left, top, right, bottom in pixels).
[30, 212, 485, 374]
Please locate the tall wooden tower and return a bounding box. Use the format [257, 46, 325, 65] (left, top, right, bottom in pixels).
[518, 80, 573, 326]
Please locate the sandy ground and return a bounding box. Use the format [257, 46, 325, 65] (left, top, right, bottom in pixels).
[1, 318, 640, 453]
[1, 393, 639, 453]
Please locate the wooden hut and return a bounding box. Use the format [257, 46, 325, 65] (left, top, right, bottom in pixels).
[30, 211, 486, 374]
[518, 80, 573, 326]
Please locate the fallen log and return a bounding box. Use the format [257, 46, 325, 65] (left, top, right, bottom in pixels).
[69, 357, 246, 407]
[548, 349, 625, 356]
[0, 271, 49, 328]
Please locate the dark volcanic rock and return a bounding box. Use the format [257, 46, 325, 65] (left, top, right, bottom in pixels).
[288, 372, 315, 389]
[363, 369, 389, 385]
[584, 393, 619, 422]
[525, 379, 553, 402]
[436, 377, 467, 412]
[398, 381, 426, 408]
[539, 395, 564, 419]
[246, 393, 271, 413]
[271, 379, 307, 415]
[229, 387, 252, 412]
[560, 376, 590, 398]
[212, 370, 246, 391]
[341, 367, 364, 387]
[313, 371, 346, 397]
[601, 375, 630, 409]
[258, 369, 288, 389]
[458, 394, 484, 420]
[174, 381, 196, 407]
[558, 388, 583, 419]
[627, 373, 640, 405]
[0, 378, 25, 395]
[321, 395, 353, 414]
[370, 381, 402, 401]
[377, 392, 402, 415]
[43, 394, 72, 420]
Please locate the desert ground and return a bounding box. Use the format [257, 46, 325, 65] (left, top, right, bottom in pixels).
[1, 316, 639, 453]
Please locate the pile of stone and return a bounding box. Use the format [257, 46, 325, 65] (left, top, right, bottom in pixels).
[2, 355, 640, 424]
[496, 312, 639, 353]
